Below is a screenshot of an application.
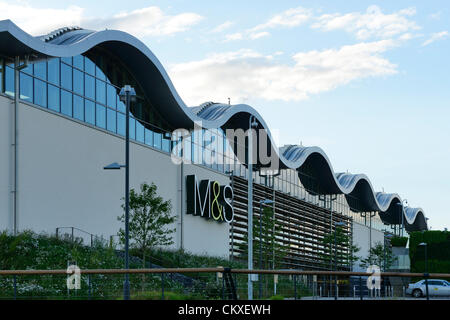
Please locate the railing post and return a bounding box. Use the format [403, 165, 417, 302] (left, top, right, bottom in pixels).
[359, 276, 363, 300]
[294, 275, 297, 300]
[161, 273, 165, 300]
[56, 228, 59, 239]
[13, 275, 17, 300]
[71, 227, 74, 243]
[222, 273, 225, 300]
[88, 274, 92, 300]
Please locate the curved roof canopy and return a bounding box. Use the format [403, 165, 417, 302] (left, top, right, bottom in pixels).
[0, 19, 428, 231]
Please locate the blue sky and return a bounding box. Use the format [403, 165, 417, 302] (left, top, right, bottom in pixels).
[2, 0, 449, 229]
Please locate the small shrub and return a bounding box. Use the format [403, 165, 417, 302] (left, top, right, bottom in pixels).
[390, 237, 408, 247]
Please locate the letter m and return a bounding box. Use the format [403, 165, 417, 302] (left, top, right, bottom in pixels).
[186, 175, 211, 219]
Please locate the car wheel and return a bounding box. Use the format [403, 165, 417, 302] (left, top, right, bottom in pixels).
[412, 289, 422, 298]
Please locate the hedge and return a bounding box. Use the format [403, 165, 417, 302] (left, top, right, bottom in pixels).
[390, 236, 408, 247]
[409, 230, 450, 273]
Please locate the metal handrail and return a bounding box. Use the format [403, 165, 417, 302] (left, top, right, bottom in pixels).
[0, 268, 448, 278]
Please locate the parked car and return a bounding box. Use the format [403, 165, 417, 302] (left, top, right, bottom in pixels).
[406, 279, 450, 298]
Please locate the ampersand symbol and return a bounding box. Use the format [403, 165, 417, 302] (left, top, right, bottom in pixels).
[211, 181, 223, 221]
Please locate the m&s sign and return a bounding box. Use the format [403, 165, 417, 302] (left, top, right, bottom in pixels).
[186, 175, 234, 223]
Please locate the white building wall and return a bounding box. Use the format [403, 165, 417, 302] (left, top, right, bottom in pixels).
[0, 96, 11, 230]
[352, 221, 385, 271]
[0, 95, 230, 258]
[0, 94, 387, 263]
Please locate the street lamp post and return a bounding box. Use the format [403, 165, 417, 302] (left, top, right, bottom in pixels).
[396, 200, 408, 237]
[247, 115, 258, 300]
[419, 242, 429, 300]
[225, 170, 234, 261]
[334, 221, 346, 300]
[104, 85, 136, 300]
[383, 233, 393, 297]
[383, 233, 394, 271]
[259, 199, 274, 299]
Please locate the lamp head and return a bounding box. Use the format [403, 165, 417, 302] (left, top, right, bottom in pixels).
[103, 162, 124, 170]
[119, 85, 137, 103]
[249, 115, 258, 128]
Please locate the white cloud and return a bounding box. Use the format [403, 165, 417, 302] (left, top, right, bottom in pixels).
[83, 7, 203, 37]
[0, 1, 84, 35]
[224, 6, 312, 41]
[0, 2, 203, 37]
[429, 11, 441, 20]
[249, 31, 270, 40]
[422, 31, 449, 46]
[168, 40, 397, 105]
[210, 21, 234, 33]
[312, 5, 420, 40]
[251, 6, 313, 32]
[224, 32, 243, 41]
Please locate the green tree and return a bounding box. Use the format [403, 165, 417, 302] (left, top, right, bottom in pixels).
[238, 206, 287, 270]
[360, 241, 396, 271]
[320, 226, 360, 270]
[117, 182, 176, 269]
[237, 206, 288, 298]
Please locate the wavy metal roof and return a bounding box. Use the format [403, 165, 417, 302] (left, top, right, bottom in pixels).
[0, 19, 428, 232]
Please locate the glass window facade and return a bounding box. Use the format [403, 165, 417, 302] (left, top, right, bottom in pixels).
[48, 84, 60, 112]
[5, 65, 14, 97]
[19, 72, 33, 102]
[0, 59, 3, 92]
[0, 50, 388, 233]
